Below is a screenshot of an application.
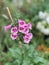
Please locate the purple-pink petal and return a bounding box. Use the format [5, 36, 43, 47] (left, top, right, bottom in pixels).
[19, 26, 29, 34]
[4, 24, 12, 31]
[23, 36, 30, 43]
[11, 26, 18, 34]
[23, 33, 33, 43]
[10, 33, 18, 40]
[25, 33, 33, 39]
[18, 19, 25, 27]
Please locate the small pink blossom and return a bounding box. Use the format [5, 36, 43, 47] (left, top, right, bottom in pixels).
[24, 23, 28, 28]
[23, 36, 30, 43]
[4, 24, 12, 31]
[10, 33, 18, 40]
[19, 27, 24, 33]
[11, 26, 18, 34]
[25, 33, 33, 39]
[19, 26, 29, 34]
[23, 33, 33, 43]
[23, 28, 29, 34]
[18, 19, 25, 27]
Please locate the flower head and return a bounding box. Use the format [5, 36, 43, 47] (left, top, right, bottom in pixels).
[18, 19, 25, 27]
[23, 35, 30, 43]
[11, 26, 18, 34]
[10, 33, 18, 40]
[25, 33, 33, 39]
[23, 33, 33, 43]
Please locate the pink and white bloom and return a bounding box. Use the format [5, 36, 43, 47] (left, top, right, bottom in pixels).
[4, 24, 12, 31]
[11, 26, 18, 34]
[18, 19, 25, 27]
[19, 26, 29, 34]
[25, 33, 33, 39]
[23, 36, 30, 43]
[23, 33, 33, 43]
[10, 33, 18, 40]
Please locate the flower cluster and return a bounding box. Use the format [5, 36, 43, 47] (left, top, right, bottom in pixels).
[4, 19, 33, 43]
[10, 26, 18, 40]
[36, 11, 49, 35]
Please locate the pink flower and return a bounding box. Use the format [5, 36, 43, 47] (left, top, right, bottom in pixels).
[23, 33, 33, 43]
[10, 33, 18, 40]
[19, 23, 29, 34]
[11, 26, 18, 34]
[25, 33, 33, 39]
[19, 26, 29, 34]
[18, 19, 25, 27]
[23, 36, 30, 43]
[24, 23, 28, 29]
[4, 24, 12, 31]
[27, 23, 32, 29]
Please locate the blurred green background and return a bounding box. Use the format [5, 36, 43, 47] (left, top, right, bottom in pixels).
[0, 0, 49, 65]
